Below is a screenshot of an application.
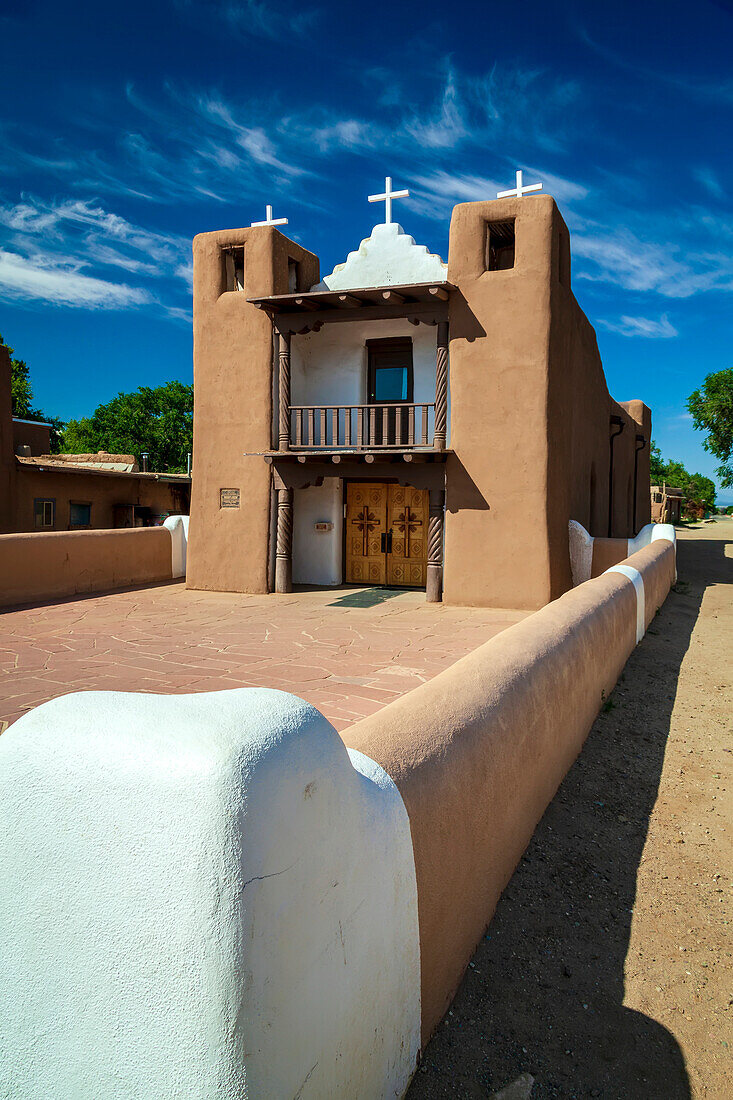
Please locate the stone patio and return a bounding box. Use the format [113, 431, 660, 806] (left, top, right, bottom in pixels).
[0, 582, 527, 734]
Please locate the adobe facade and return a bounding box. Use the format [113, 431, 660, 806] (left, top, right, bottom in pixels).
[187, 195, 651, 610]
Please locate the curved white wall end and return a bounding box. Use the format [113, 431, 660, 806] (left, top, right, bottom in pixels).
[0, 688, 420, 1100]
[163, 514, 189, 578]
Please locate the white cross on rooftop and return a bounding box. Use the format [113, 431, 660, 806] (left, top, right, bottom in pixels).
[368, 176, 410, 224]
[250, 204, 288, 227]
[497, 170, 543, 199]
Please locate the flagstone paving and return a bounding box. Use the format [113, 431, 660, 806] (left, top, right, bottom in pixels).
[0, 582, 527, 733]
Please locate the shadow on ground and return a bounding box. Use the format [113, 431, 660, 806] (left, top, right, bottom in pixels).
[407, 532, 730, 1099]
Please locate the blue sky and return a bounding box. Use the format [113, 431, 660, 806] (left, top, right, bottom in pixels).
[1, 0, 731, 498]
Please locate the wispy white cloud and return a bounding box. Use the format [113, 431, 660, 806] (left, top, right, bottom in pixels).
[572, 226, 733, 298]
[173, 0, 319, 40]
[0, 249, 152, 308]
[692, 167, 724, 200]
[0, 196, 192, 314]
[598, 313, 678, 339]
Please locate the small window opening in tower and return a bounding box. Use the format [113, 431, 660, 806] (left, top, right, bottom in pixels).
[222, 245, 245, 292]
[485, 219, 515, 271]
[288, 259, 299, 293]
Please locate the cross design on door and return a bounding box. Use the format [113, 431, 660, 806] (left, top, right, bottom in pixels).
[394, 506, 423, 559]
[352, 507, 379, 556]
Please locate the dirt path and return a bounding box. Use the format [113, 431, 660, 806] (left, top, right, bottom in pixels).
[408, 519, 732, 1099]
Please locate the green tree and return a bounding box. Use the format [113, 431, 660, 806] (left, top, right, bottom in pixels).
[649, 441, 717, 516]
[61, 381, 193, 473]
[1, 333, 64, 451]
[687, 368, 733, 488]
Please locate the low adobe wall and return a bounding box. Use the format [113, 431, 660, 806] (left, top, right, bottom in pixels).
[0, 532, 675, 1098]
[345, 534, 675, 1045]
[0, 516, 189, 609]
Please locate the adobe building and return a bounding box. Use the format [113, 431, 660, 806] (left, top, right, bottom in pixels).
[651, 483, 684, 524]
[0, 346, 190, 534]
[187, 190, 651, 610]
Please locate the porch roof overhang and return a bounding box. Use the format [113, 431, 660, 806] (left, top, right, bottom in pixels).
[247, 281, 454, 334]
[263, 448, 450, 491]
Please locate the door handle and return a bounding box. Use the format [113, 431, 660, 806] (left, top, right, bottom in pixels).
[381, 529, 393, 554]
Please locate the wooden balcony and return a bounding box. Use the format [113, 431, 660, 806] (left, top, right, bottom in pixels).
[289, 403, 435, 451]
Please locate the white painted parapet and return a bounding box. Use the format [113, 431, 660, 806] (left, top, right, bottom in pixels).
[163, 513, 189, 578]
[0, 688, 420, 1100]
[568, 520, 676, 587]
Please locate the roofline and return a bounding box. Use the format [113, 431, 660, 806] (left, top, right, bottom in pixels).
[16, 459, 190, 483]
[12, 417, 53, 427]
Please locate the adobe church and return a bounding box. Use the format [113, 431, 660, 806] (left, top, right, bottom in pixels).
[186, 181, 651, 610]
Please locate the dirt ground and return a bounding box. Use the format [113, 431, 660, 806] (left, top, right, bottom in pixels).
[408, 519, 732, 1100]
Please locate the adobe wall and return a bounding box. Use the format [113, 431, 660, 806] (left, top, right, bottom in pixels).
[0, 526, 176, 608]
[186, 227, 319, 593]
[1, 530, 676, 1097]
[10, 467, 188, 533]
[345, 534, 675, 1045]
[445, 196, 556, 610]
[12, 420, 51, 456]
[0, 346, 14, 533]
[445, 196, 652, 609]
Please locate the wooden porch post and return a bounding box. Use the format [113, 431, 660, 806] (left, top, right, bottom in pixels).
[278, 331, 291, 452]
[426, 488, 445, 603]
[275, 486, 293, 593]
[433, 320, 449, 451]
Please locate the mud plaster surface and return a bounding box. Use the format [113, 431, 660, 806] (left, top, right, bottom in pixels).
[408, 518, 732, 1100]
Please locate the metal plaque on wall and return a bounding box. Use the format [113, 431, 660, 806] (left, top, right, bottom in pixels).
[220, 488, 240, 508]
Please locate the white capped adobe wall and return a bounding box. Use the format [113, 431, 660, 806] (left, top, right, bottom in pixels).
[311, 222, 447, 291]
[291, 318, 448, 447]
[293, 478, 343, 586]
[0, 688, 421, 1100]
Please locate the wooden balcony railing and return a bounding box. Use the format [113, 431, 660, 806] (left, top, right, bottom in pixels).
[289, 403, 434, 450]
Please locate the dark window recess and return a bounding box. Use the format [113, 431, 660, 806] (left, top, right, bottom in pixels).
[287, 259, 299, 293]
[34, 498, 55, 529]
[366, 338, 414, 445]
[69, 502, 91, 527]
[485, 219, 515, 271]
[222, 245, 245, 292]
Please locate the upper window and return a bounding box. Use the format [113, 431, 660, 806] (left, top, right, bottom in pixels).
[287, 259, 299, 293]
[69, 502, 91, 528]
[34, 498, 54, 529]
[366, 338, 414, 404]
[485, 219, 515, 271]
[222, 245, 245, 292]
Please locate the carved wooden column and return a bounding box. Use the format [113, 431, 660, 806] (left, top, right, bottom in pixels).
[278, 331, 291, 452]
[433, 320, 449, 451]
[275, 486, 293, 593]
[426, 488, 445, 603]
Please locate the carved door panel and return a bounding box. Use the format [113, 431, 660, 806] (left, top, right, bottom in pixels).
[386, 484, 428, 587]
[345, 482, 388, 585]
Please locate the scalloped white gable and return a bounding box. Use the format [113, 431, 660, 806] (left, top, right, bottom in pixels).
[311, 222, 447, 291]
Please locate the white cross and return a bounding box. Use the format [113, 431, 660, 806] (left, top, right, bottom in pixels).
[368, 176, 409, 224]
[497, 170, 543, 199]
[250, 204, 288, 227]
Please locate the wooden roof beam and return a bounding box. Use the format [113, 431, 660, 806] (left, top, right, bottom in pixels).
[429, 286, 449, 301]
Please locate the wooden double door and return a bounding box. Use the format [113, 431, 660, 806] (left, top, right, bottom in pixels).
[345, 482, 428, 588]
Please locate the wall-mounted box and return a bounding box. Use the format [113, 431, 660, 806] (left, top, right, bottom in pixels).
[314, 522, 333, 533]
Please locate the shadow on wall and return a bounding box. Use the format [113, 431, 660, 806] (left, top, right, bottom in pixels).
[406, 537, 728, 1099]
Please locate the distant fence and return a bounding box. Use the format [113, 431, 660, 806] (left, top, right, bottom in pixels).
[0, 515, 188, 609]
[0, 529, 675, 1097]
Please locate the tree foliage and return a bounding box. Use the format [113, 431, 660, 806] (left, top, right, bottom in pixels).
[1, 333, 64, 451]
[687, 368, 733, 488]
[61, 381, 193, 473]
[649, 438, 717, 515]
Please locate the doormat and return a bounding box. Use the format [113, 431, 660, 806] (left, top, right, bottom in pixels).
[328, 588, 408, 609]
